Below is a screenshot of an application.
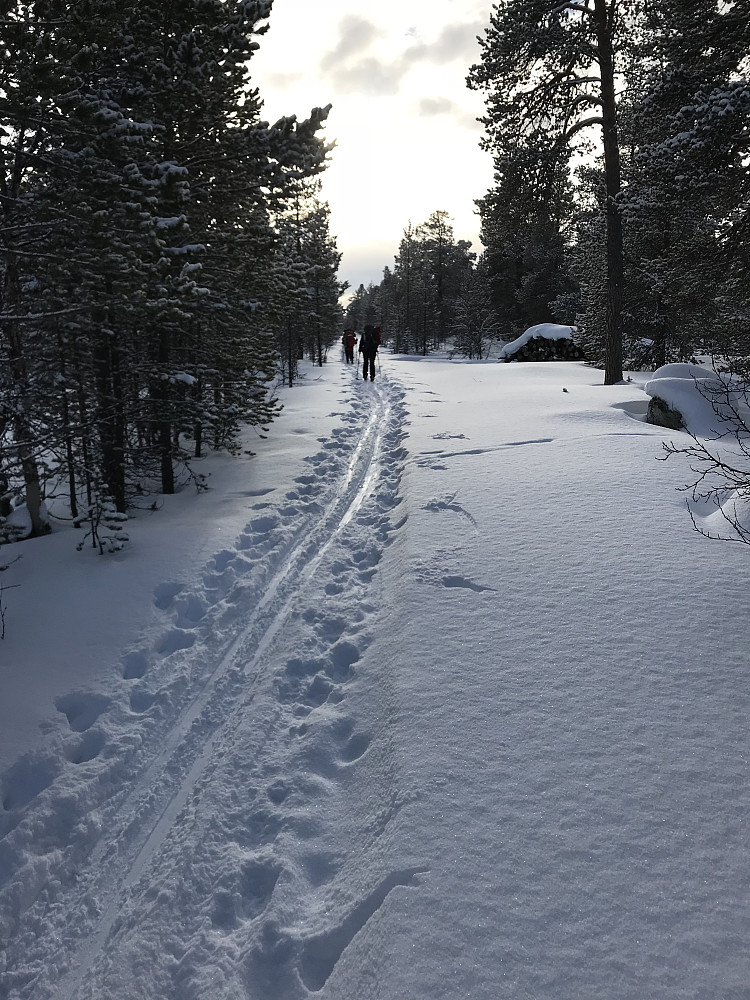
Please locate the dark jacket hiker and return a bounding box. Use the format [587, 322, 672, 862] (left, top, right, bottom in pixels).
[359, 324, 381, 380]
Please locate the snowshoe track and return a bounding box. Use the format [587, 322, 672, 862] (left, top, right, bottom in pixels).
[0, 371, 418, 1000]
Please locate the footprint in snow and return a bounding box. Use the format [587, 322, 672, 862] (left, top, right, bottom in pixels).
[327, 641, 360, 683]
[152, 581, 185, 610]
[0, 752, 61, 813]
[129, 688, 155, 714]
[173, 593, 206, 627]
[156, 629, 196, 656]
[211, 858, 283, 930]
[298, 850, 341, 888]
[267, 780, 290, 805]
[55, 692, 110, 732]
[248, 513, 280, 533]
[302, 674, 335, 709]
[64, 729, 106, 765]
[275, 657, 326, 708]
[213, 549, 235, 572]
[239, 809, 283, 848]
[122, 649, 148, 680]
[312, 614, 347, 644]
[338, 731, 372, 764]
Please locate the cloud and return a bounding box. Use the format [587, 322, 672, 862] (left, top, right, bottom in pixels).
[403, 21, 486, 68]
[261, 70, 304, 91]
[321, 15, 406, 96]
[417, 97, 455, 117]
[320, 17, 486, 98]
[416, 97, 483, 132]
[329, 55, 407, 97]
[320, 15, 384, 71]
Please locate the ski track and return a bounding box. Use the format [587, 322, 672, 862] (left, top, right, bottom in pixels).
[0, 370, 419, 1000]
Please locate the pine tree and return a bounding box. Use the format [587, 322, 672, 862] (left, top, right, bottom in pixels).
[476, 151, 576, 339]
[619, 0, 750, 366]
[452, 256, 500, 359]
[469, 1, 645, 383]
[418, 211, 474, 351]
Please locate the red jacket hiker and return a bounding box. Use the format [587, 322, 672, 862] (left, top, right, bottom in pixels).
[342, 329, 357, 363]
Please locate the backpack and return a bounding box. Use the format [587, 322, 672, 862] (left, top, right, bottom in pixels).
[362, 325, 381, 350]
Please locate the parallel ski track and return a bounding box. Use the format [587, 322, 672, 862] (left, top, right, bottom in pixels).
[51, 382, 393, 1000]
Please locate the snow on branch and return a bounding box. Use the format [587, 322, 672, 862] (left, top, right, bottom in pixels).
[548, 1, 594, 18]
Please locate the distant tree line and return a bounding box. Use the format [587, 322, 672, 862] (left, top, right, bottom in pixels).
[346, 210, 499, 360]
[0, 0, 342, 541]
[360, 2, 749, 383]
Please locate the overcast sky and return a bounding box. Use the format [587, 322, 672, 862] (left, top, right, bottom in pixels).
[250, 0, 494, 293]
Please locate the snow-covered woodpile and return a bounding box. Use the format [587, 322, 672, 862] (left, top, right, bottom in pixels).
[499, 324, 585, 363]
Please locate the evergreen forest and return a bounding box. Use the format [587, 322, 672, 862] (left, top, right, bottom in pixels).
[2, 0, 749, 544]
[0, 0, 343, 542]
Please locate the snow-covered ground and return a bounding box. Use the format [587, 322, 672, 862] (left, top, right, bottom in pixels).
[1, 354, 748, 999]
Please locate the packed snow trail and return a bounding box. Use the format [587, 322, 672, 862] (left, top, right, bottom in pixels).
[0, 370, 417, 1000]
[2, 357, 749, 1000]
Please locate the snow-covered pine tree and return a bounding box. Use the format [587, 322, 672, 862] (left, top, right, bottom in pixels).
[469, 1, 646, 384]
[1, 0, 334, 541]
[390, 223, 420, 354]
[344, 283, 380, 337]
[452, 256, 500, 360]
[0, 2, 84, 536]
[285, 181, 343, 368]
[476, 148, 577, 341]
[618, 0, 750, 368]
[417, 211, 474, 352]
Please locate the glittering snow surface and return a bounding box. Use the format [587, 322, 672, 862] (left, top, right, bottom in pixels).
[0, 355, 748, 1000]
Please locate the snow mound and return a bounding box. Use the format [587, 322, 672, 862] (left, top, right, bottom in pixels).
[499, 323, 577, 360]
[644, 363, 750, 437]
[649, 362, 709, 381]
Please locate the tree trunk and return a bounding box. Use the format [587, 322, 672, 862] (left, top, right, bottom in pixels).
[287, 320, 294, 388]
[194, 373, 203, 459]
[2, 255, 48, 535]
[56, 330, 79, 519]
[157, 329, 175, 494]
[594, 0, 624, 385]
[95, 323, 127, 511]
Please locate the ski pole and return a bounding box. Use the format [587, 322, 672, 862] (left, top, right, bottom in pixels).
[377, 351, 381, 374]
[356, 353, 360, 379]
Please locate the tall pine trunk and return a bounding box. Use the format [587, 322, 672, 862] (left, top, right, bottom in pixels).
[594, 0, 624, 385]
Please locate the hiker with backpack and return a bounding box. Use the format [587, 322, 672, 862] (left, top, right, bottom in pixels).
[342, 328, 357, 364]
[359, 324, 381, 381]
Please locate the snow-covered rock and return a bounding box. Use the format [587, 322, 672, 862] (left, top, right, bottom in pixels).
[644, 362, 750, 436]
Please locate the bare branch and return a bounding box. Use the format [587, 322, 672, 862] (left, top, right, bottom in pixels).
[563, 114, 604, 140]
[570, 93, 603, 110]
[0, 306, 85, 322]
